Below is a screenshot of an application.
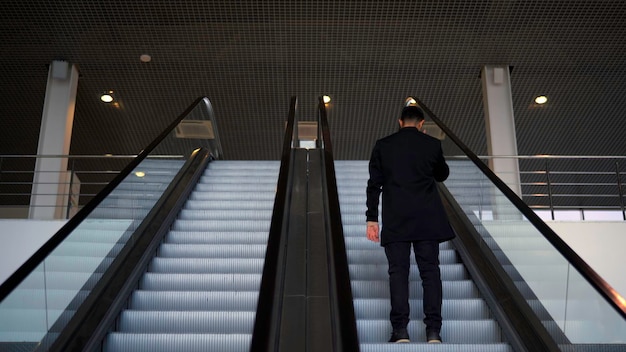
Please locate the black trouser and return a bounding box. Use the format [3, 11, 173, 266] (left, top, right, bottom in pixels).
[384, 240, 442, 333]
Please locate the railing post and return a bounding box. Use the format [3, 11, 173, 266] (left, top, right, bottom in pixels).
[545, 159, 555, 220]
[616, 161, 625, 221]
[66, 158, 76, 219]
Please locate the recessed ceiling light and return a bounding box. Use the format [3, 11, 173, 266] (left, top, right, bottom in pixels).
[100, 93, 114, 103]
[135, 171, 146, 178]
[535, 95, 548, 104]
[322, 95, 331, 104]
[140, 54, 152, 63]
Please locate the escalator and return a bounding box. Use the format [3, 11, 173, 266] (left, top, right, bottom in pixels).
[335, 160, 514, 352]
[2, 95, 625, 352]
[321, 99, 626, 352]
[104, 160, 279, 351]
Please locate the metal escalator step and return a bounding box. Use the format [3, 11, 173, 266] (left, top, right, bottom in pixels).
[183, 199, 275, 210]
[149, 258, 264, 274]
[206, 162, 279, 170]
[204, 169, 280, 177]
[118, 311, 255, 333]
[164, 231, 268, 244]
[104, 333, 251, 352]
[157, 244, 267, 258]
[129, 291, 258, 311]
[177, 209, 273, 220]
[346, 249, 458, 264]
[350, 280, 480, 299]
[189, 191, 276, 201]
[360, 343, 513, 351]
[139, 273, 261, 291]
[197, 175, 278, 184]
[349, 264, 468, 281]
[356, 319, 503, 343]
[343, 236, 454, 250]
[172, 220, 270, 232]
[353, 298, 492, 320]
[193, 183, 277, 192]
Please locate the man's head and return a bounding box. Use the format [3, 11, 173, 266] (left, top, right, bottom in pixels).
[399, 106, 425, 129]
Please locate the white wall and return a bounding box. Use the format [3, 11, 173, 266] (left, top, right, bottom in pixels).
[0, 219, 66, 284]
[545, 221, 626, 298]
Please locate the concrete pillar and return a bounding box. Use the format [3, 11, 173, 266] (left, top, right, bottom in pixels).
[481, 65, 522, 197]
[29, 61, 79, 219]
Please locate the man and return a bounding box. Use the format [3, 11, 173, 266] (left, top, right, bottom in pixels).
[366, 105, 455, 344]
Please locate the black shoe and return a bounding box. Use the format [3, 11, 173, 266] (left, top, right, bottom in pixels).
[388, 329, 410, 343]
[426, 330, 442, 344]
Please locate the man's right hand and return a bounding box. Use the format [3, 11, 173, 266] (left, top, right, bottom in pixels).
[366, 221, 380, 242]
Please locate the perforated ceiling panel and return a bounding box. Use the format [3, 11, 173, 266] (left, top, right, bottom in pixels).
[0, 0, 625, 164]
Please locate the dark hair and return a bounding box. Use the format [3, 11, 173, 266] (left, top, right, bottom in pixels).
[400, 106, 425, 121]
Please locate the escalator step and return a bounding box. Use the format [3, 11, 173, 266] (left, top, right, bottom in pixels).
[172, 220, 270, 232]
[183, 199, 275, 210]
[197, 175, 278, 185]
[149, 258, 264, 274]
[350, 280, 480, 299]
[346, 249, 458, 264]
[353, 298, 492, 320]
[177, 209, 273, 220]
[193, 183, 277, 192]
[348, 264, 468, 281]
[356, 319, 503, 343]
[139, 273, 261, 291]
[360, 343, 513, 352]
[118, 311, 255, 333]
[164, 231, 268, 244]
[157, 244, 267, 258]
[129, 291, 258, 311]
[104, 333, 251, 352]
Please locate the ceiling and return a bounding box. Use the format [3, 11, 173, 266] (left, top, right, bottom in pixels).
[1, 1, 625, 208]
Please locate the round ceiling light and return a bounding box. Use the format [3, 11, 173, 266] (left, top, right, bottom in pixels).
[322, 95, 331, 104]
[535, 95, 548, 104]
[100, 93, 114, 103]
[140, 54, 152, 63]
[405, 97, 417, 106]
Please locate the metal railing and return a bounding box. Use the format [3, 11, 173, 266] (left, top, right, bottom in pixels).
[0, 154, 184, 219]
[447, 155, 626, 221]
[3, 153, 624, 221]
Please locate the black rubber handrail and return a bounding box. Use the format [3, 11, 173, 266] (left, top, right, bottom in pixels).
[0, 97, 216, 303]
[417, 98, 626, 320]
[317, 97, 360, 351]
[250, 96, 298, 351]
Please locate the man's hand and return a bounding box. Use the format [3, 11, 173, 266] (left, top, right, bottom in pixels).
[366, 221, 380, 242]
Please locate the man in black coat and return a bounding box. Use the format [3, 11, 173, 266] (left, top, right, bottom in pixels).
[366, 105, 455, 344]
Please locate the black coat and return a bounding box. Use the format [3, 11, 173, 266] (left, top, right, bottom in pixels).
[366, 127, 455, 245]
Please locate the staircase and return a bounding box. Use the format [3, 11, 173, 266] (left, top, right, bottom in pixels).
[334, 160, 513, 352]
[103, 160, 279, 352]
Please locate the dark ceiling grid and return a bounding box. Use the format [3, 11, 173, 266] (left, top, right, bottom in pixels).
[1, 0, 626, 209]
